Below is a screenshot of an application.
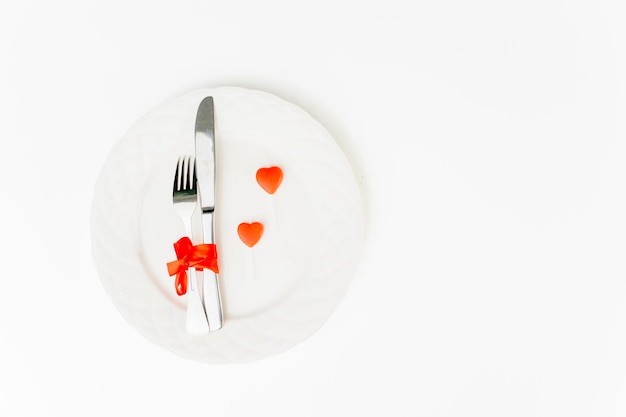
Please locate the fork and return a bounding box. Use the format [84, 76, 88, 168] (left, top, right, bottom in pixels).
[173, 156, 209, 335]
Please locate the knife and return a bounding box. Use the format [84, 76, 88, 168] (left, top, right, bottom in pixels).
[195, 96, 223, 331]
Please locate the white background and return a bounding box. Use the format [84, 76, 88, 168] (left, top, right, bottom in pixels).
[1, 0, 626, 416]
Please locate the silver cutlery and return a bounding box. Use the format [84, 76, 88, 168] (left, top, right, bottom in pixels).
[172, 156, 210, 335]
[195, 97, 223, 331]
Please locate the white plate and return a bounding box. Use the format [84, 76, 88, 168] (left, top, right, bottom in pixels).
[91, 87, 364, 363]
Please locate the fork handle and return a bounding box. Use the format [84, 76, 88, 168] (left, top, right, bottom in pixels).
[185, 267, 209, 335]
[182, 213, 209, 336]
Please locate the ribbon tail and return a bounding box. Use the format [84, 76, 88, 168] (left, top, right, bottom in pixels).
[167, 259, 183, 277]
[175, 270, 188, 296]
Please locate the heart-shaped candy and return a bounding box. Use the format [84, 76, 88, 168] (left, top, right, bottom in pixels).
[256, 166, 283, 194]
[237, 222, 264, 247]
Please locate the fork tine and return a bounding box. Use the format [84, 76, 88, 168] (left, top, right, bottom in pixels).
[182, 156, 189, 191]
[189, 157, 196, 192]
[173, 156, 181, 193]
[182, 155, 195, 192]
[184, 156, 189, 191]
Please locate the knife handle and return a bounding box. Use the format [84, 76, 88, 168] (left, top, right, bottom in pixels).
[203, 270, 223, 331]
[201, 211, 223, 331]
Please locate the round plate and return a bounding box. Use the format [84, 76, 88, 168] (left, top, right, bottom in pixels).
[91, 87, 363, 363]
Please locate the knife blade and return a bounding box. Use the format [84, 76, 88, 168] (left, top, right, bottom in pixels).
[195, 96, 223, 331]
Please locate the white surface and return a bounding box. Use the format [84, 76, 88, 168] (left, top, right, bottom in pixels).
[91, 87, 363, 362]
[2, 0, 626, 416]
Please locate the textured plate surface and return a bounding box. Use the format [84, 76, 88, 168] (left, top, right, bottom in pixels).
[91, 87, 363, 363]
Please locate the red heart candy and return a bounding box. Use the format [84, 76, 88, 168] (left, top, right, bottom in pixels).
[256, 166, 283, 194]
[237, 222, 264, 247]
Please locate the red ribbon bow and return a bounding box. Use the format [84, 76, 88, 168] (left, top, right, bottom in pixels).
[166, 237, 219, 296]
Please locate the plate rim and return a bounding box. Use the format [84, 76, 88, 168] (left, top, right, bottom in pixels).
[91, 86, 364, 363]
